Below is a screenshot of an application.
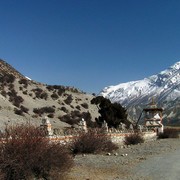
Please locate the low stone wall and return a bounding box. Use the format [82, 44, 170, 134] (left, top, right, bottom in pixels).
[48, 131, 157, 145]
[108, 132, 156, 144]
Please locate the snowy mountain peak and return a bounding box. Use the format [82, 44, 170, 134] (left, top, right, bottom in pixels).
[170, 61, 180, 70]
[100, 61, 180, 125]
[100, 61, 180, 105]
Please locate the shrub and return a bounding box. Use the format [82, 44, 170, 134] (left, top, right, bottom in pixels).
[61, 111, 94, 127]
[124, 133, 144, 145]
[64, 95, 73, 105]
[13, 96, 24, 107]
[47, 113, 54, 118]
[70, 129, 118, 154]
[158, 128, 179, 139]
[81, 103, 89, 109]
[40, 92, 48, 100]
[0, 74, 15, 84]
[8, 90, 24, 107]
[18, 78, 28, 88]
[46, 85, 66, 96]
[23, 90, 27, 95]
[20, 105, 29, 114]
[14, 108, 24, 116]
[19, 86, 23, 91]
[51, 92, 59, 100]
[61, 114, 78, 125]
[57, 88, 65, 96]
[1, 90, 7, 97]
[8, 83, 14, 90]
[32, 88, 48, 100]
[61, 106, 68, 113]
[76, 105, 81, 110]
[0, 124, 73, 179]
[33, 106, 55, 116]
[70, 105, 74, 109]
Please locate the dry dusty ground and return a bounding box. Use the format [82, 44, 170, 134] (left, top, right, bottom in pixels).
[66, 138, 180, 180]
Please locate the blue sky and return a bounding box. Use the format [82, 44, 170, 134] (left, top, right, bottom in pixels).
[0, 0, 180, 93]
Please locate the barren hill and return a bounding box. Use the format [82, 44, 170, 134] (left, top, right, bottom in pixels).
[0, 59, 99, 130]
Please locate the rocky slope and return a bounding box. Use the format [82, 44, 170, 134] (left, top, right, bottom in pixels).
[100, 62, 180, 125]
[0, 59, 99, 131]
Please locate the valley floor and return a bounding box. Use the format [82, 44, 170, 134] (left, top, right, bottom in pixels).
[66, 138, 180, 180]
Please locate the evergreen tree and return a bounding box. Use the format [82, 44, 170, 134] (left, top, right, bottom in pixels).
[91, 96, 129, 128]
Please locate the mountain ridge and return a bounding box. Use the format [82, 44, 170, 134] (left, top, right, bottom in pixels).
[100, 61, 180, 125]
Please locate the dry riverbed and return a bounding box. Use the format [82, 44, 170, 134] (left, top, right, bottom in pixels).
[66, 138, 180, 180]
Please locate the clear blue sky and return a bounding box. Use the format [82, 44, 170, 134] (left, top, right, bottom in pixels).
[0, 0, 180, 93]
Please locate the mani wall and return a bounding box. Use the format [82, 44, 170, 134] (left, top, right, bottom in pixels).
[41, 117, 157, 145]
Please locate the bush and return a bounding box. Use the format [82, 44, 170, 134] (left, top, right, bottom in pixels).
[18, 79, 28, 88]
[46, 85, 66, 96]
[158, 128, 179, 139]
[0, 74, 15, 84]
[76, 105, 81, 110]
[47, 113, 54, 118]
[23, 90, 28, 95]
[19, 86, 23, 91]
[33, 106, 55, 116]
[51, 92, 59, 100]
[8, 83, 14, 90]
[8, 90, 24, 107]
[61, 111, 94, 127]
[70, 129, 118, 154]
[81, 103, 89, 109]
[20, 105, 29, 114]
[1, 90, 7, 97]
[32, 88, 48, 100]
[14, 108, 24, 116]
[61, 114, 79, 125]
[124, 133, 144, 145]
[61, 106, 68, 113]
[0, 124, 73, 180]
[40, 92, 48, 100]
[64, 95, 73, 105]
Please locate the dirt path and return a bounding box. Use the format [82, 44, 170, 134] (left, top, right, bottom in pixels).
[66, 138, 180, 180]
[131, 147, 180, 180]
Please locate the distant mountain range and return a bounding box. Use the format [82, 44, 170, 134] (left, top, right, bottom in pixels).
[100, 62, 180, 125]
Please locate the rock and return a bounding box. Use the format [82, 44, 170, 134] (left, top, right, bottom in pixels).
[120, 146, 124, 149]
[114, 153, 118, 156]
[107, 153, 111, 156]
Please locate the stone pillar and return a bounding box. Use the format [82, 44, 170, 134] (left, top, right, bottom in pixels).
[79, 118, 87, 132]
[157, 123, 164, 134]
[102, 120, 108, 133]
[41, 116, 53, 136]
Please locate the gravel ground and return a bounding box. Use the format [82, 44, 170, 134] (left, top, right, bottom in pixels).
[66, 138, 180, 180]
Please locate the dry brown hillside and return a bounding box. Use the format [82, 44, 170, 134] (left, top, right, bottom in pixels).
[0, 59, 99, 130]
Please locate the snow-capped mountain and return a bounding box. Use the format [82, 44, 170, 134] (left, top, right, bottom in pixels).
[100, 62, 180, 125]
